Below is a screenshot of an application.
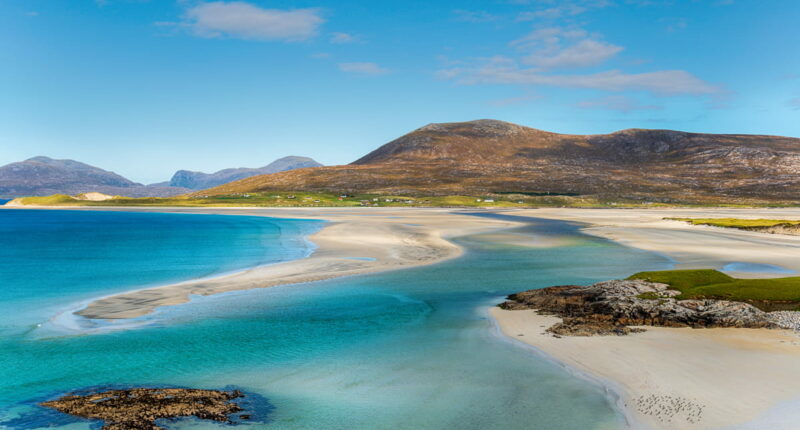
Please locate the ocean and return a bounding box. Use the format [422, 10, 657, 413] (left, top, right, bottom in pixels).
[0, 210, 670, 430]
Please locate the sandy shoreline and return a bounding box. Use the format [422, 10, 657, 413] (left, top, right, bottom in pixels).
[41, 207, 520, 319]
[492, 208, 800, 430]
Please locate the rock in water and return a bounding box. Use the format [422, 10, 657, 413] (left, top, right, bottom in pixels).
[40, 388, 245, 430]
[500, 279, 778, 336]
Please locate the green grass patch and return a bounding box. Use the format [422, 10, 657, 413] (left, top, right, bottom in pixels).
[667, 217, 800, 229]
[628, 269, 800, 310]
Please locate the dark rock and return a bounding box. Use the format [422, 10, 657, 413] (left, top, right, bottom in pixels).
[500, 279, 777, 336]
[40, 388, 245, 430]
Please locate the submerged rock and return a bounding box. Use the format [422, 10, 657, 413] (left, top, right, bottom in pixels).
[40, 388, 245, 430]
[500, 279, 778, 336]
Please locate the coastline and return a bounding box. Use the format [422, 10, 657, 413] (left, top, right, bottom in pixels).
[490, 207, 800, 430]
[9, 205, 800, 428]
[35, 207, 521, 320]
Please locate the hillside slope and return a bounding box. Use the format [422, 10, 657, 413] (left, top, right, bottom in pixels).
[163, 156, 322, 190]
[195, 120, 800, 203]
[0, 156, 190, 198]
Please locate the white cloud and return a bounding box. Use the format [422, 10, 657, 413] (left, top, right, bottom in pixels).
[512, 27, 623, 70]
[442, 57, 720, 95]
[182, 2, 324, 41]
[488, 94, 543, 107]
[524, 38, 623, 69]
[330, 32, 356, 44]
[453, 10, 498, 23]
[515, 0, 611, 21]
[338, 62, 389, 76]
[438, 25, 720, 97]
[576, 95, 663, 112]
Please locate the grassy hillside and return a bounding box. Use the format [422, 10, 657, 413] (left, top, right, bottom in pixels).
[629, 269, 800, 311]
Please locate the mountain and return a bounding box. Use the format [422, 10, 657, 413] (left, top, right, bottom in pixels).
[160, 156, 322, 190]
[0, 157, 189, 198]
[194, 119, 800, 203]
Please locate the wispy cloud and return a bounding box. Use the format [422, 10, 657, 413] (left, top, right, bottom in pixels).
[330, 32, 356, 44]
[660, 17, 688, 32]
[440, 56, 719, 96]
[178, 2, 324, 41]
[488, 94, 543, 107]
[789, 97, 800, 110]
[438, 24, 720, 97]
[512, 28, 623, 70]
[515, 0, 611, 21]
[338, 62, 389, 76]
[576, 95, 663, 112]
[453, 10, 498, 23]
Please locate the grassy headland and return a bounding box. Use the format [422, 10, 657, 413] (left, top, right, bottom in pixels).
[668, 218, 800, 228]
[668, 217, 800, 236]
[629, 269, 800, 311]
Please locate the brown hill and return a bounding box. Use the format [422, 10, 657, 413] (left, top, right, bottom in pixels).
[196, 119, 800, 203]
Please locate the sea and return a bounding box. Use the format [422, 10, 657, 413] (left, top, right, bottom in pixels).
[0, 209, 670, 430]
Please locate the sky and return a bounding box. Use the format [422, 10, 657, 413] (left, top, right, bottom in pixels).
[2, 0, 799, 183]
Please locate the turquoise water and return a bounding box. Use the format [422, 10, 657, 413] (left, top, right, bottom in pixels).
[0, 211, 670, 430]
[722, 262, 796, 274]
[0, 210, 322, 334]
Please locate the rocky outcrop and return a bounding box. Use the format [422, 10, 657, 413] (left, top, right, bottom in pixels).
[500, 280, 778, 336]
[40, 388, 247, 430]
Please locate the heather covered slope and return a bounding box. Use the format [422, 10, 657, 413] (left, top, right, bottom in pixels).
[196, 120, 800, 203]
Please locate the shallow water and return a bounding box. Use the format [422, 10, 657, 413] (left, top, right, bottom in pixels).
[722, 262, 796, 275]
[0, 211, 671, 430]
[0, 210, 322, 333]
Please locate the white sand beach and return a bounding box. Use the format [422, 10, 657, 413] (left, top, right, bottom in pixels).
[74, 207, 520, 319]
[523, 208, 800, 275]
[492, 208, 800, 430]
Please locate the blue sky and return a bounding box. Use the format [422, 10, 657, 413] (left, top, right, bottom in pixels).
[2, 0, 799, 183]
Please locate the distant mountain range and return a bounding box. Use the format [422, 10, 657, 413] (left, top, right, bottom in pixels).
[0, 156, 322, 198]
[150, 156, 322, 190]
[196, 119, 800, 203]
